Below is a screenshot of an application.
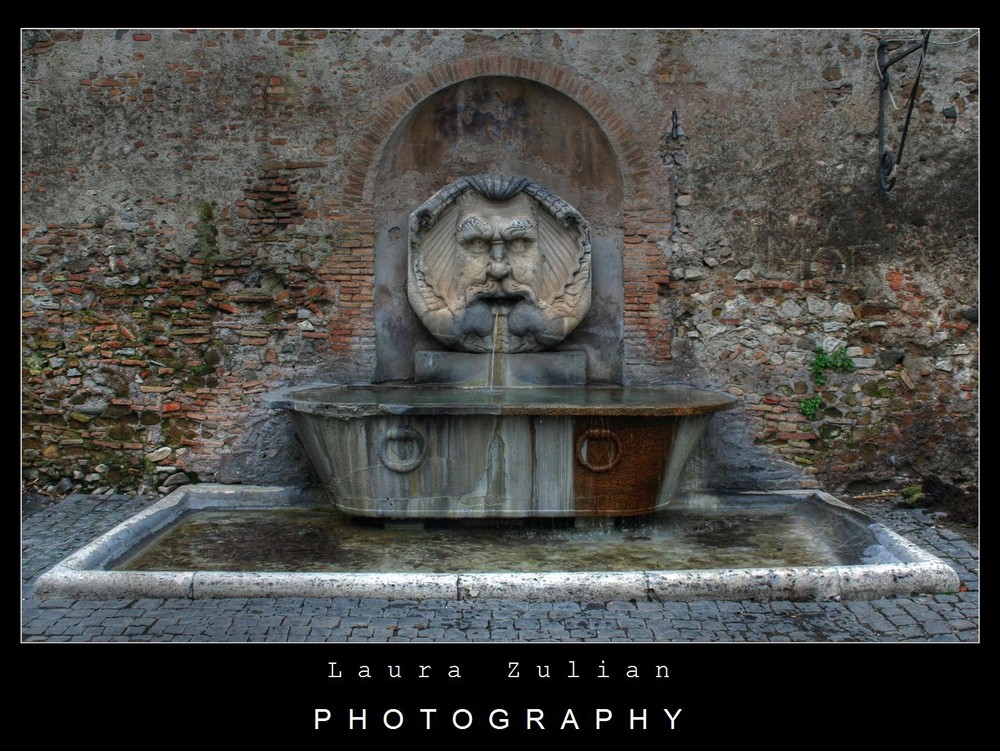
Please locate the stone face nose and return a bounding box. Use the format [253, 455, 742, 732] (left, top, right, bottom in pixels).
[487, 262, 510, 279]
[487, 238, 510, 278]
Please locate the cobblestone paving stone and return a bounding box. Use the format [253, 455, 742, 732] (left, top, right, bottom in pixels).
[22, 494, 979, 643]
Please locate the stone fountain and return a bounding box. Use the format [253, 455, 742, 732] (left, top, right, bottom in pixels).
[265, 175, 734, 519]
[34, 175, 961, 601]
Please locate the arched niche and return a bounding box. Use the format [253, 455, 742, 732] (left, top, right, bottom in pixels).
[373, 75, 625, 383]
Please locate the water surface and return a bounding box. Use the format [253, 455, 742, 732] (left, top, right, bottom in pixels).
[116, 505, 856, 573]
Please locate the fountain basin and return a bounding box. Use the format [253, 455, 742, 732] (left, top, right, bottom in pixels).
[33, 484, 961, 602]
[264, 385, 735, 518]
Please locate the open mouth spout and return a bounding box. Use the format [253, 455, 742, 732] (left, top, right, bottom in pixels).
[473, 291, 526, 307]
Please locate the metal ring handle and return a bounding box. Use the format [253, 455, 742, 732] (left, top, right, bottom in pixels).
[377, 427, 426, 474]
[575, 427, 622, 473]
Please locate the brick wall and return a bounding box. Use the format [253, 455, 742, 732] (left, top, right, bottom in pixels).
[22, 29, 978, 497]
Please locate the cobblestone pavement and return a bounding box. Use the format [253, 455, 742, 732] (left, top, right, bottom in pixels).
[21, 493, 979, 643]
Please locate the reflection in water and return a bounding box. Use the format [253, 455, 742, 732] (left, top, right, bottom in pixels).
[117, 504, 856, 573]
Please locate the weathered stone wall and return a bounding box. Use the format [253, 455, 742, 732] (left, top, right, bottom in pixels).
[22, 29, 978, 497]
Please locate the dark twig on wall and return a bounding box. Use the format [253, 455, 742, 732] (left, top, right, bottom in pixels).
[876, 30, 931, 194]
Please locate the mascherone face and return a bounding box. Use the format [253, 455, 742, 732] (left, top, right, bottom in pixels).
[408, 176, 592, 353]
[454, 193, 544, 308]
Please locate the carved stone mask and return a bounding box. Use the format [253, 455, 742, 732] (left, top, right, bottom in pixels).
[408, 175, 591, 353]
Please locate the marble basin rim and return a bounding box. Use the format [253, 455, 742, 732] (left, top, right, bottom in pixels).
[33, 483, 961, 602]
[262, 383, 737, 418]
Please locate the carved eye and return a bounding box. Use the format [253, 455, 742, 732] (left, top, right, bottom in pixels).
[459, 236, 489, 253]
[507, 238, 527, 253]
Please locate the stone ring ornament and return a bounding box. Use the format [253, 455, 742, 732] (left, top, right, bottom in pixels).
[408, 175, 592, 353]
[377, 427, 426, 474]
[575, 427, 623, 473]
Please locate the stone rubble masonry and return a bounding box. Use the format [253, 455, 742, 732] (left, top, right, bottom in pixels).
[22, 29, 978, 495]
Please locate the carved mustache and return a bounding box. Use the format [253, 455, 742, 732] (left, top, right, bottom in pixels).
[462, 276, 540, 307]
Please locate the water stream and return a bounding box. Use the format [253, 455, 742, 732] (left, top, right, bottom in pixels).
[488, 307, 502, 390]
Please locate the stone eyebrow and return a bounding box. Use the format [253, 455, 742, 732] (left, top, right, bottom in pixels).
[458, 215, 493, 241]
[500, 218, 536, 240]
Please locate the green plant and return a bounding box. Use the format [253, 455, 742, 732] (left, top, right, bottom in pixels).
[23, 349, 46, 376]
[190, 362, 211, 376]
[140, 457, 155, 483]
[810, 346, 855, 386]
[798, 396, 824, 419]
[195, 200, 218, 255]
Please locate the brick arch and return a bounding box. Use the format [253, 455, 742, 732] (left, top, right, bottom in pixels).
[341, 55, 676, 376]
[344, 56, 653, 205]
